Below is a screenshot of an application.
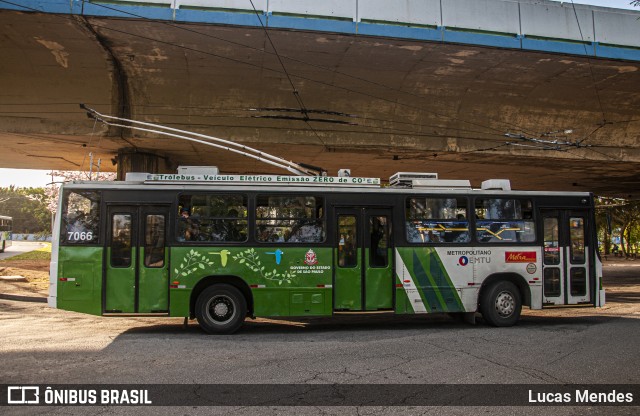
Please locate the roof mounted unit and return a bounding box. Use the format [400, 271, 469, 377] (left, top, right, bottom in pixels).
[412, 179, 471, 190]
[125, 172, 149, 182]
[481, 179, 511, 191]
[177, 166, 219, 176]
[389, 172, 438, 187]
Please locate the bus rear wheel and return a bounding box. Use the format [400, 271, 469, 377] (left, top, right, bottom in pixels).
[480, 281, 522, 327]
[195, 284, 247, 334]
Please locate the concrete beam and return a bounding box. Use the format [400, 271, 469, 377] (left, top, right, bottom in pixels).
[0, 8, 639, 197]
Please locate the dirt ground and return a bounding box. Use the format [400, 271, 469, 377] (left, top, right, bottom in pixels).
[2, 258, 638, 415]
[0, 259, 50, 295]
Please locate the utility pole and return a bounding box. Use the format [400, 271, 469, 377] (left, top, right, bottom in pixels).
[50, 170, 54, 236]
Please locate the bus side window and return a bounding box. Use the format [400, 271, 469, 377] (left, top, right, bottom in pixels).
[145, 214, 165, 267]
[111, 214, 132, 267]
[369, 216, 389, 267]
[475, 198, 536, 243]
[176, 194, 248, 243]
[338, 215, 357, 267]
[256, 195, 325, 243]
[405, 197, 469, 244]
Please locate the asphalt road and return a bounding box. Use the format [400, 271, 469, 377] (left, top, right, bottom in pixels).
[1, 262, 639, 415]
[0, 241, 47, 260]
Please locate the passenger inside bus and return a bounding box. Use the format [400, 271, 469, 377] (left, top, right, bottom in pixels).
[223, 208, 246, 241]
[178, 208, 200, 241]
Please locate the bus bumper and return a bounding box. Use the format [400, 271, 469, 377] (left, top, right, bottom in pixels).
[48, 260, 57, 309]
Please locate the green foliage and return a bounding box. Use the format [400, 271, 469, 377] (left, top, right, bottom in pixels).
[232, 248, 297, 284]
[0, 186, 51, 234]
[596, 197, 640, 256]
[173, 249, 215, 277]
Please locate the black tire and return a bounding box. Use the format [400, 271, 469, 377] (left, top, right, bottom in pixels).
[479, 281, 522, 327]
[195, 284, 247, 334]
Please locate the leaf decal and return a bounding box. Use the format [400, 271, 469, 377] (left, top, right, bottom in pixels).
[173, 251, 217, 278]
[233, 248, 297, 286]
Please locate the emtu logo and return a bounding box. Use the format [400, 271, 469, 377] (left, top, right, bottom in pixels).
[458, 256, 469, 266]
[7, 386, 40, 404]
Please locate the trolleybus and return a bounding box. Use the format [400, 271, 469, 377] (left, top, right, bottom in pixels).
[0, 215, 12, 253]
[48, 168, 604, 334]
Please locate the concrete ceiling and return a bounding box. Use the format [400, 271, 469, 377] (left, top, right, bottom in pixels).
[1, 10, 640, 196]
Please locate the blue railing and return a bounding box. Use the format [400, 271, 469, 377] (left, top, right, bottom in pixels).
[1, 0, 639, 61]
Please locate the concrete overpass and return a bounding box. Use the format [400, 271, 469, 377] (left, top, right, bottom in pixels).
[1, 0, 640, 196]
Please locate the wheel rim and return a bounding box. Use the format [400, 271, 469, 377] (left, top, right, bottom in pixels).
[494, 290, 516, 317]
[206, 295, 236, 325]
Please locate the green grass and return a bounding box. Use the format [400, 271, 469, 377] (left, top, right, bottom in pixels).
[1, 242, 51, 261]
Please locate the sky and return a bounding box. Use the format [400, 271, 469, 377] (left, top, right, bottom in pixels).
[0, 169, 55, 188]
[560, 0, 637, 10]
[0, 0, 637, 188]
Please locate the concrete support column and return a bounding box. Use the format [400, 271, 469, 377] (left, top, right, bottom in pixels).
[115, 148, 174, 180]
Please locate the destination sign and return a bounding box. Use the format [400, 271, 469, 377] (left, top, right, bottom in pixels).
[145, 173, 381, 186]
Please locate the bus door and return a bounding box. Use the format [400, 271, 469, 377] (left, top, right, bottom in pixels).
[334, 207, 393, 311]
[105, 205, 170, 314]
[541, 210, 592, 306]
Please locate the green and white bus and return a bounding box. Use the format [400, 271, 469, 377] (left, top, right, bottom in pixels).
[0, 215, 12, 253]
[48, 168, 604, 334]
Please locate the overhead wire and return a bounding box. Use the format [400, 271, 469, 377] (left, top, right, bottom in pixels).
[0, 103, 634, 152]
[1, 104, 626, 154]
[559, 11, 625, 162]
[74, 0, 541, 138]
[246, 0, 328, 150]
[395, 143, 511, 161]
[0, 0, 551, 145]
[81, 104, 314, 175]
[79, 116, 98, 172]
[569, 0, 607, 136]
[6, 0, 544, 139]
[0, 0, 632, 162]
[0, 103, 515, 141]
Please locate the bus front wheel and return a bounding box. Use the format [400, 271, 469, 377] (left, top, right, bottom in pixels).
[195, 284, 247, 334]
[480, 281, 522, 327]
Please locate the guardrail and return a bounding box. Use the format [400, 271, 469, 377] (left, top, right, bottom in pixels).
[3, 0, 640, 60]
[11, 234, 52, 242]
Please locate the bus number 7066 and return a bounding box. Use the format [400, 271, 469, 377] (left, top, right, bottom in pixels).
[67, 231, 93, 242]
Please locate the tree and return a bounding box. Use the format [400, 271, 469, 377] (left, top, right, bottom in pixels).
[596, 197, 640, 257]
[595, 197, 613, 254]
[45, 170, 116, 215]
[0, 186, 51, 234]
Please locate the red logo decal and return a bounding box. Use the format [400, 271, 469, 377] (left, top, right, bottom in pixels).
[505, 251, 537, 263]
[304, 249, 318, 266]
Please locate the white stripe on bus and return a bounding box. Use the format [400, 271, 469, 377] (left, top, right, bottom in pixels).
[395, 249, 427, 313]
